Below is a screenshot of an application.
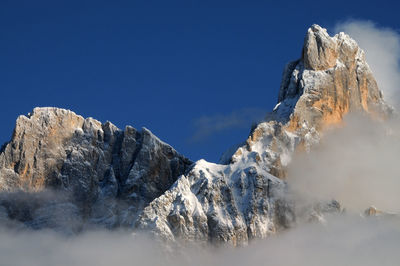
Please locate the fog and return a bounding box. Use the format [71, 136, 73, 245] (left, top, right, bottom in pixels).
[1, 213, 399, 266]
[287, 114, 400, 213]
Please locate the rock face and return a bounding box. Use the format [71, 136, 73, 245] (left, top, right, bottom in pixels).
[0, 107, 192, 231]
[137, 159, 291, 246]
[0, 25, 392, 244]
[228, 24, 391, 178]
[303, 25, 338, 70]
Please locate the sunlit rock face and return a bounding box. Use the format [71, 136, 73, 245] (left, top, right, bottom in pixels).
[228, 24, 392, 179]
[0, 25, 392, 245]
[287, 24, 390, 131]
[303, 24, 339, 71]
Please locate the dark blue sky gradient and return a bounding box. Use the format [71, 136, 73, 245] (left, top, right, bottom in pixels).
[1, 0, 399, 162]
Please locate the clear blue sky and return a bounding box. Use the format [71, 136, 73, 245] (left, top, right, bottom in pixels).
[1, 0, 399, 162]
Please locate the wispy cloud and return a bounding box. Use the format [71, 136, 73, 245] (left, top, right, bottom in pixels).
[335, 20, 400, 108]
[189, 107, 268, 142]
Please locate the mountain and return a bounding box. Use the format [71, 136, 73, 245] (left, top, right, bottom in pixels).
[136, 25, 391, 245]
[0, 108, 192, 232]
[0, 25, 392, 244]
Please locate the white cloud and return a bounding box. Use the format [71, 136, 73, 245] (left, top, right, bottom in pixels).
[0, 214, 400, 266]
[335, 20, 400, 107]
[287, 114, 400, 212]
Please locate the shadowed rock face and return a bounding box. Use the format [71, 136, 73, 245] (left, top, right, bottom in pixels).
[0, 25, 392, 245]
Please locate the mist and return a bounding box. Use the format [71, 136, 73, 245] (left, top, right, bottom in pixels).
[0, 213, 399, 266]
[287, 114, 400, 213]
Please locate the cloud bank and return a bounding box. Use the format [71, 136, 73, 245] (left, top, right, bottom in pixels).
[287, 114, 400, 212]
[0, 214, 400, 266]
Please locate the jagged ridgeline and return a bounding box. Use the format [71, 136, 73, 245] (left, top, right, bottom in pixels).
[0, 25, 391, 244]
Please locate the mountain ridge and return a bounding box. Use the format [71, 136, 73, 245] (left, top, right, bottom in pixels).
[0, 24, 392, 245]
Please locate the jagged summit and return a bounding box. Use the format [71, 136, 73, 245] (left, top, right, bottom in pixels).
[136, 26, 393, 245]
[302, 24, 338, 71]
[0, 106, 192, 231]
[275, 24, 390, 127]
[226, 24, 392, 172]
[0, 25, 392, 245]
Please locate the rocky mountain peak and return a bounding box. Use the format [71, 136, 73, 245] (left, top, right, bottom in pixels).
[0, 107, 192, 231]
[127, 25, 394, 246]
[229, 24, 391, 175]
[277, 24, 391, 131]
[302, 24, 363, 72]
[0, 25, 393, 246]
[303, 24, 338, 71]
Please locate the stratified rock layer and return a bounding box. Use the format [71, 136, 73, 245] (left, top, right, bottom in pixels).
[0, 24, 392, 245]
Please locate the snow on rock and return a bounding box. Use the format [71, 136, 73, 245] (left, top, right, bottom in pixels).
[137, 158, 291, 246]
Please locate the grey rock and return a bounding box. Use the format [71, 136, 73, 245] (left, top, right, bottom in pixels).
[0, 107, 192, 231]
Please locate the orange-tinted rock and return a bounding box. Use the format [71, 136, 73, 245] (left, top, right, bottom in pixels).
[230, 24, 392, 179]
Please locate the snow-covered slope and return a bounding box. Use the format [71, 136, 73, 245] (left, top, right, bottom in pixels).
[0, 25, 392, 245]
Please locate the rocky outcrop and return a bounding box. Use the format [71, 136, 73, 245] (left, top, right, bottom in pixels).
[137, 160, 292, 246]
[0, 107, 192, 231]
[285, 25, 390, 130]
[228, 24, 391, 178]
[303, 25, 338, 70]
[363, 206, 399, 218]
[0, 24, 392, 245]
